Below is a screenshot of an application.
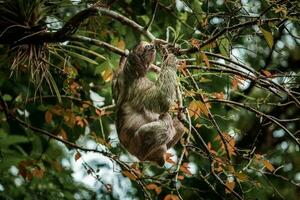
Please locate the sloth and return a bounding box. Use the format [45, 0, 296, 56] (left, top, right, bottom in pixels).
[112, 41, 185, 166]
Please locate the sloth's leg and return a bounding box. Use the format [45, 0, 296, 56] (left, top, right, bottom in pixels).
[134, 115, 173, 165]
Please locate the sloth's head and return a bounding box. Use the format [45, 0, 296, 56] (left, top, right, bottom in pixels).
[133, 41, 156, 67]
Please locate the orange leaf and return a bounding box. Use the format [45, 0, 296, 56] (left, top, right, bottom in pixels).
[177, 175, 185, 180]
[165, 152, 175, 164]
[96, 109, 105, 116]
[32, 168, 44, 178]
[45, 110, 52, 124]
[225, 180, 235, 194]
[178, 60, 187, 76]
[180, 162, 192, 176]
[164, 194, 180, 200]
[75, 152, 81, 161]
[188, 100, 210, 118]
[263, 160, 275, 172]
[214, 92, 225, 99]
[122, 171, 137, 181]
[262, 70, 272, 77]
[75, 116, 87, 128]
[146, 184, 162, 194]
[231, 78, 238, 90]
[190, 39, 200, 48]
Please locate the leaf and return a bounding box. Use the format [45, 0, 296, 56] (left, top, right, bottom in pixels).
[53, 160, 63, 172]
[200, 52, 210, 67]
[177, 175, 185, 180]
[261, 70, 272, 77]
[178, 60, 187, 75]
[263, 160, 275, 172]
[62, 44, 106, 60]
[0, 135, 29, 148]
[231, 78, 238, 90]
[45, 110, 52, 124]
[219, 38, 230, 57]
[61, 49, 99, 65]
[165, 152, 176, 164]
[199, 77, 211, 83]
[122, 171, 137, 181]
[188, 100, 210, 119]
[59, 129, 68, 140]
[180, 162, 192, 175]
[225, 180, 235, 193]
[32, 168, 44, 178]
[75, 152, 81, 161]
[146, 184, 162, 194]
[235, 172, 248, 182]
[48, 72, 62, 103]
[190, 38, 200, 48]
[75, 116, 87, 128]
[117, 40, 125, 49]
[164, 194, 180, 200]
[259, 27, 274, 48]
[214, 92, 225, 99]
[82, 101, 91, 108]
[101, 68, 113, 82]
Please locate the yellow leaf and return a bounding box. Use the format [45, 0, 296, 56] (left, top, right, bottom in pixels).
[235, 172, 248, 182]
[122, 171, 137, 181]
[259, 27, 274, 48]
[188, 100, 200, 119]
[225, 180, 235, 194]
[263, 160, 275, 172]
[82, 101, 91, 108]
[45, 110, 52, 124]
[164, 194, 180, 200]
[195, 123, 202, 128]
[201, 52, 210, 68]
[101, 69, 113, 82]
[188, 100, 210, 118]
[75, 152, 81, 161]
[59, 129, 68, 140]
[199, 77, 211, 83]
[117, 40, 125, 49]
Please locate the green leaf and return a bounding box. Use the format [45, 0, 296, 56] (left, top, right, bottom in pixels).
[63, 44, 106, 60]
[0, 135, 29, 148]
[55, 47, 99, 65]
[259, 27, 274, 48]
[219, 37, 230, 57]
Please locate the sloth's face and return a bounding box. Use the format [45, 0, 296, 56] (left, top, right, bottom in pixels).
[134, 41, 156, 67]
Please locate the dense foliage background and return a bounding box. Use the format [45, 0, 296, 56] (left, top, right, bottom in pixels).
[0, 0, 300, 199]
